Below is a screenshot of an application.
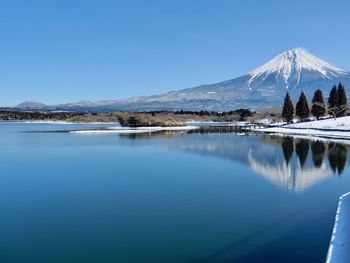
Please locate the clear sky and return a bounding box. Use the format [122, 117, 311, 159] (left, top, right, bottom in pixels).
[0, 0, 349, 106]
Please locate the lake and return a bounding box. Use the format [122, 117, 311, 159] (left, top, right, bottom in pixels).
[0, 123, 349, 263]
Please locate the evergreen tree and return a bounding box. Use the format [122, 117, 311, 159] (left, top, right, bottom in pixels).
[328, 85, 338, 118]
[295, 92, 309, 121]
[281, 92, 294, 123]
[311, 89, 326, 119]
[337, 82, 347, 117]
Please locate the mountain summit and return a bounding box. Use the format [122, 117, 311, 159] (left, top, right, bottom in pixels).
[16, 48, 350, 112]
[248, 48, 348, 90]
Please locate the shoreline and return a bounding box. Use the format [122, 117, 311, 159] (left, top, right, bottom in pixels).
[70, 126, 199, 134]
[254, 127, 350, 140]
[254, 116, 350, 141]
[0, 120, 120, 125]
[4, 118, 350, 143]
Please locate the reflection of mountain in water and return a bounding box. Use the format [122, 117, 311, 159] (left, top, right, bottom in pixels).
[248, 149, 331, 192]
[168, 133, 348, 191]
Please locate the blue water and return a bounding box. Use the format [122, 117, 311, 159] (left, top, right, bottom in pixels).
[0, 123, 349, 263]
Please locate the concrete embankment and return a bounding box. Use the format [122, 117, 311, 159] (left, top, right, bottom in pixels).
[326, 192, 350, 263]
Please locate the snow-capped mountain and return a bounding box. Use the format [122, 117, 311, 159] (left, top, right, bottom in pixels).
[248, 48, 348, 89]
[16, 48, 350, 112]
[141, 47, 349, 111]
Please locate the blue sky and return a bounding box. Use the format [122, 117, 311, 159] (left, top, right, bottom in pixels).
[0, 0, 349, 106]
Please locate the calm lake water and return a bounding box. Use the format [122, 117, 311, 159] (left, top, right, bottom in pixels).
[1, 123, 350, 263]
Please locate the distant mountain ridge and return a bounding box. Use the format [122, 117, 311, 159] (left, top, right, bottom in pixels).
[16, 101, 47, 109]
[16, 48, 350, 112]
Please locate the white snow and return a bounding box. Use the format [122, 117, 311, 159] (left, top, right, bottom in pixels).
[284, 117, 350, 130]
[256, 116, 350, 140]
[326, 192, 350, 263]
[248, 48, 348, 87]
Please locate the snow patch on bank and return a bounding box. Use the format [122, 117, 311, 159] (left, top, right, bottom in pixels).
[255, 116, 350, 140]
[285, 117, 350, 130]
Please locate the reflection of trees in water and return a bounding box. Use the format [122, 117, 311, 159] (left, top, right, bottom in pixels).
[295, 139, 309, 167]
[279, 137, 348, 175]
[328, 143, 337, 173]
[281, 137, 294, 165]
[328, 143, 348, 175]
[311, 141, 326, 168]
[338, 145, 347, 174]
[119, 130, 187, 140]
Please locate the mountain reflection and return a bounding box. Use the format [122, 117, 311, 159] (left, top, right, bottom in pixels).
[249, 136, 348, 191]
[167, 133, 348, 191]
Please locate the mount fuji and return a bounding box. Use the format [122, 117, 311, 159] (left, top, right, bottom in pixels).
[17, 48, 350, 112]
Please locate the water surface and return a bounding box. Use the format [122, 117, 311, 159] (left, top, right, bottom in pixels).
[0, 123, 349, 263]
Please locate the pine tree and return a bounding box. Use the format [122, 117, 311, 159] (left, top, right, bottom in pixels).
[295, 92, 309, 121]
[337, 82, 347, 117]
[282, 92, 294, 123]
[311, 89, 326, 120]
[328, 85, 338, 118]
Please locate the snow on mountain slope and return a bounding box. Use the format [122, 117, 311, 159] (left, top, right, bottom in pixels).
[248, 48, 348, 88]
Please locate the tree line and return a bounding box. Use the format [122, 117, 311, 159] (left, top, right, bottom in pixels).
[282, 83, 347, 123]
[0, 110, 84, 121]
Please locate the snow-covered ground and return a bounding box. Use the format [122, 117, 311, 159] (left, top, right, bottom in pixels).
[70, 126, 199, 134]
[285, 117, 350, 130]
[256, 116, 350, 140]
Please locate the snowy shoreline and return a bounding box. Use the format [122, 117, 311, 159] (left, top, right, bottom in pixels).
[254, 116, 350, 141]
